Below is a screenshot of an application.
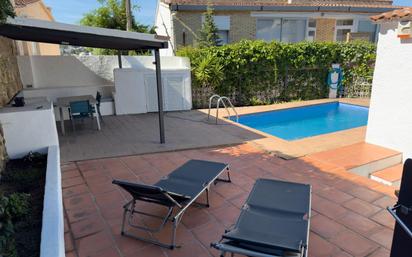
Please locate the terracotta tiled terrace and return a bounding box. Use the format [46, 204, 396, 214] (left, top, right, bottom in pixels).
[62, 143, 397, 257]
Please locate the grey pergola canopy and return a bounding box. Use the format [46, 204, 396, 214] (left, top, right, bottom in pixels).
[0, 17, 168, 50]
[0, 17, 168, 143]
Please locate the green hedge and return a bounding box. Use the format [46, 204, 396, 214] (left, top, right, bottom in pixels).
[177, 40, 376, 107]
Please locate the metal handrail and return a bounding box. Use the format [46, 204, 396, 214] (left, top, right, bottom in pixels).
[208, 95, 238, 124]
[387, 205, 412, 239]
[216, 97, 238, 124]
[208, 94, 221, 120]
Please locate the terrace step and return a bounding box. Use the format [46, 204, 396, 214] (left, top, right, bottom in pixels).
[347, 150, 402, 178]
[370, 164, 403, 187]
[307, 142, 402, 186]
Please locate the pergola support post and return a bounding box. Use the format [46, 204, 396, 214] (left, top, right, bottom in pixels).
[118, 51, 122, 68]
[154, 49, 165, 144]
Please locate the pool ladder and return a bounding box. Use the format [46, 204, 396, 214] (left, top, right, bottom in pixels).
[207, 94, 239, 124]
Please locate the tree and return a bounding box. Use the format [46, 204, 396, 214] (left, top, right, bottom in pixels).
[0, 0, 15, 24]
[197, 6, 221, 48]
[125, 0, 132, 31]
[80, 0, 154, 55]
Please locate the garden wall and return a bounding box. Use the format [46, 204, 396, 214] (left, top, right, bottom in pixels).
[0, 36, 23, 170]
[178, 40, 375, 108]
[366, 21, 412, 161]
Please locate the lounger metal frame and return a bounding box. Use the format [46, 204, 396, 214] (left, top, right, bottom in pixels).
[211, 236, 308, 257]
[211, 179, 311, 257]
[119, 166, 231, 249]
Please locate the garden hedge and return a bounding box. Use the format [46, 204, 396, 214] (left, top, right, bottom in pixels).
[177, 40, 376, 108]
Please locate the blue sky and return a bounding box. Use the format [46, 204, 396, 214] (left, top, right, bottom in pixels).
[44, 0, 411, 26]
[43, 0, 157, 25]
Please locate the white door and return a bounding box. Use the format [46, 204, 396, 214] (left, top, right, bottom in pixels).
[114, 69, 147, 115]
[144, 74, 162, 112]
[164, 75, 184, 111]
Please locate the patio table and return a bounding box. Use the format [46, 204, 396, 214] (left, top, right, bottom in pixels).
[55, 95, 101, 135]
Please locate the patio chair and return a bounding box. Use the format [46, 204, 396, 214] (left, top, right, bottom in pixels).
[91, 91, 103, 122]
[112, 159, 231, 249]
[69, 100, 93, 131]
[211, 178, 312, 257]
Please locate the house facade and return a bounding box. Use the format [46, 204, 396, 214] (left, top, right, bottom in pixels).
[13, 0, 60, 55]
[155, 0, 397, 55]
[367, 8, 412, 161]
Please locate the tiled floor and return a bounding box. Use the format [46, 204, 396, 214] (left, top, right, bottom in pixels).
[59, 98, 370, 163]
[58, 111, 263, 162]
[62, 143, 397, 257]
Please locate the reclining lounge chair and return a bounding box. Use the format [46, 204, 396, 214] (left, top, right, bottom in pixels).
[211, 178, 312, 257]
[112, 159, 231, 249]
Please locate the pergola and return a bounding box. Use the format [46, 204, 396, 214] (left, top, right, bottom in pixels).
[0, 17, 168, 143]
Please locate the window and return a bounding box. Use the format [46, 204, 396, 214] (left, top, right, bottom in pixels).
[336, 29, 352, 42]
[335, 19, 354, 42]
[307, 19, 317, 42]
[217, 30, 229, 45]
[257, 19, 281, 42]
[282, 19, 306, 43]
[358, 20, 378, 42]
[336, 19, 354, 26]
[256, 18, 306, 43]
[201, 15, 231, 45]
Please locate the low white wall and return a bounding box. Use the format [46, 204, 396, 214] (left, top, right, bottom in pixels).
[0, 99, 59, 159]
[17, 56, 113, 88]
[366, 21, 412, 160]
[17, 55, 191, 88]
[40, 145, 65, 257]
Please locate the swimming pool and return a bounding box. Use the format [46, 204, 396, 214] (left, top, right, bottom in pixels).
[230, 102, 369, 141]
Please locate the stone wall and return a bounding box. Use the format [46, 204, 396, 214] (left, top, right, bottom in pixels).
[0, 36, 23, 169]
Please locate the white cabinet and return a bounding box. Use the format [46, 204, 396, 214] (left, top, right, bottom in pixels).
[113, 69, 148, 115]
[114, 68, 192, 115]
[144, 71, 191, 112]
[164, 75, 185, 111]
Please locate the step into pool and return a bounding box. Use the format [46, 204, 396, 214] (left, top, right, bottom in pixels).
[230, 102, 369, 141]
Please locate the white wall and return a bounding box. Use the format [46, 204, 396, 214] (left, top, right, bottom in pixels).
[40, 145, 65, 257]
[0, 99, 59, 159]
[18, 55, 190, 88]
[155, 1, 175, 56]
[366, 21, 412, 160]
[17, 56, 113, 88]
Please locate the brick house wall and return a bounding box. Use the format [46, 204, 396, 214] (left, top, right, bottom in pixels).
[316, 18, 336, 42]
[173, 11, 202, 47]
[173, 11, 256, 47]
[160, 0, 394, 51]
[0, 36, 24, 170]
[172, 10, 349, 47]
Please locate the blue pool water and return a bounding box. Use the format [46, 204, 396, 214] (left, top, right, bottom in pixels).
[230, 102, 369, 141]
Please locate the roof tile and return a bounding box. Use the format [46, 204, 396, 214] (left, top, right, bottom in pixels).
[370, 7, 412, 22]
[15, 0, 41, 7]
[164, 0, 395, 9]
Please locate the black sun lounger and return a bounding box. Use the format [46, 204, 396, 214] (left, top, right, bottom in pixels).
[211, 178, 312, 257]
[112, 159, 231, 249]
